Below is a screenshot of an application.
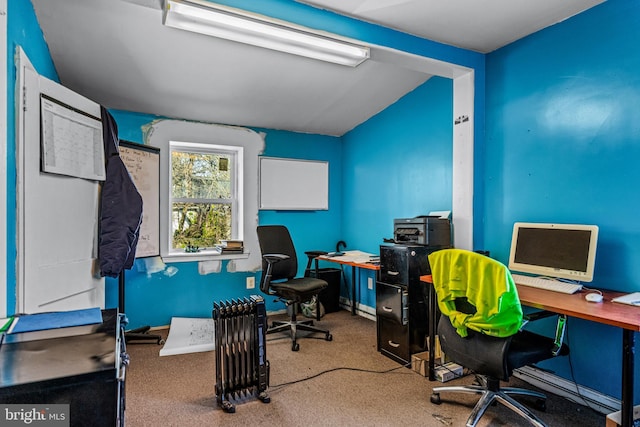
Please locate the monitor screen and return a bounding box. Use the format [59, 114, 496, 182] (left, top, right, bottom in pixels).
[508, 222, 599, 282]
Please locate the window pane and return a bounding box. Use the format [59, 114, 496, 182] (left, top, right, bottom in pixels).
[171, 202, 232, 249]
[171, 151, 232, 199]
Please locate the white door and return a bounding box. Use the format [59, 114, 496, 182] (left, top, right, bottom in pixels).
[17, 49, 104, 314]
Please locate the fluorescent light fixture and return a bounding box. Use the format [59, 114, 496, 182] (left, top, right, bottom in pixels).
[163, 0, 370, 67]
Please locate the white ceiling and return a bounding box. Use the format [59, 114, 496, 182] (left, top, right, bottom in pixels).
[30, 0, 604, 137]
[297, 0, 605, 54]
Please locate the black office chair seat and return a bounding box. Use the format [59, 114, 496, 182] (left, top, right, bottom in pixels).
[270, 277, 326, 302]
[431, 315, 568, 427]
[506, 329, 569, 370]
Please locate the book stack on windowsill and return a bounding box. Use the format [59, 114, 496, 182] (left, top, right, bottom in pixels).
[217, 240, 244, 254]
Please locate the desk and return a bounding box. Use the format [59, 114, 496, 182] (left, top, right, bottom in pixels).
[317, 251, 380, 315]
[0, 309, 127, 426]
[420, 274, 640, 427]
[517, 286, 639, 427]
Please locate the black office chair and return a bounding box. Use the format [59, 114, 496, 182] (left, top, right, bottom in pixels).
[256, 225, 333, 351]
[428, 249, 569, 427]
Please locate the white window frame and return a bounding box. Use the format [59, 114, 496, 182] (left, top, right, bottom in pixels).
[148, 120, 264, 270]
[169, 141, 243, 256]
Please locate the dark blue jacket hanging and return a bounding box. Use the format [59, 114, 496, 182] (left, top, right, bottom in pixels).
[99, 107, 143, 277]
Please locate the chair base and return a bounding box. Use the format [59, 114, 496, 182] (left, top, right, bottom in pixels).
[267, 307, 332, 351]
[431, 376, 547, 427]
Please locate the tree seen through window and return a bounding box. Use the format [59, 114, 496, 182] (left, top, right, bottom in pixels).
[171, 150, 235, 250]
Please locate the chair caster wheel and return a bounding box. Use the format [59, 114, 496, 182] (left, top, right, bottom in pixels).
[430, 393, 441, 405]
[292, 343, 300, 351]
[535, 399, 546, 411]
[326, 333, 333, 341]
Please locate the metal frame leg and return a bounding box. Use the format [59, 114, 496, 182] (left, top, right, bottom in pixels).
[351, 265, 357, 315]
[621, 329, 635, 427]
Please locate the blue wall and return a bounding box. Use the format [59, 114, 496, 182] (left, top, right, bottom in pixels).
[484, 0, 640, 399]
[343, 76, 453, 253]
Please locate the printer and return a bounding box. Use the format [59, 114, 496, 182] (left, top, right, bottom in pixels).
[393, 217, 451, 247]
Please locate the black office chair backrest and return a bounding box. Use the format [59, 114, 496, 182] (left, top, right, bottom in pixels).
[256, 225, 299, 281]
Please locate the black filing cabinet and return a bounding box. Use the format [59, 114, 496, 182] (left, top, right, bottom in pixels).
[0, 309, 127, 427]
[376, 244, 440, 365]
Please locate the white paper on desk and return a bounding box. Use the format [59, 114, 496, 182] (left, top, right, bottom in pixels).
[334, 250, 377, 263]
[160, 317, 215, 356]
[611, 292, 640, 306]
[428, 210, 451, 219]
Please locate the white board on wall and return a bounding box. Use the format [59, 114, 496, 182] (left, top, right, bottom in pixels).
[119, 141, 160, 258]
[259, 157, 328, 210]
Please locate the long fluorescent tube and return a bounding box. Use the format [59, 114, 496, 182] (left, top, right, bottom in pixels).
[163, 0, 370, 67]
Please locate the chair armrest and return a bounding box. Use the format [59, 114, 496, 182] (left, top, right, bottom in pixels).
[521, 310, 567, 357]
[260, 254, 290, 294]
[305, 250, 328, 257]
[262, 253, 290, 264]
[523, 310, 556, 323]
[303, 251, 329, 278]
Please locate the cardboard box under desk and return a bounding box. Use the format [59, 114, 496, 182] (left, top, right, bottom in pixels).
[605, 405, 640, 427]
[411, 335, 443, 377]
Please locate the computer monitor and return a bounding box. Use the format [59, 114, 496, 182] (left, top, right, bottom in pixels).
[508, 222, 599, 282]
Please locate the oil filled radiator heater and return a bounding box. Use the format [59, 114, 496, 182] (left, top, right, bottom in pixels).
[212, 295, 270, 413]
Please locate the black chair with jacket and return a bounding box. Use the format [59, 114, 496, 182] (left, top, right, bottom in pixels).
[428, 249, 569, 427]
[257, 225, 333, 351]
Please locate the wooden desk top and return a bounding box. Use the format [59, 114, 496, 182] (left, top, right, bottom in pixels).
[420, 274, 640, 332]
[516, 286, 640, 331]
[318, 254, 380, 270]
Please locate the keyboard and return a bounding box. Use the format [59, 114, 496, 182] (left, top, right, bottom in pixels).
[511, 274, 583, 294]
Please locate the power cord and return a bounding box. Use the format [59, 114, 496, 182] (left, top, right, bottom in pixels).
[563, 319, 608, 416]
[270, 362, 412, 389]
[270, 358, 470, 391]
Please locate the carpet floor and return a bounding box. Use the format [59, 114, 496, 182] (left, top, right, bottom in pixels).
[124, 309, 606, 426]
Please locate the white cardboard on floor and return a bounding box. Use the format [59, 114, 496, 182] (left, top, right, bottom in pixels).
[159, 317, 215, 356]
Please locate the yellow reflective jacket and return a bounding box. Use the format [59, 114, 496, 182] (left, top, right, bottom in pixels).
[428, 249, 523, 338]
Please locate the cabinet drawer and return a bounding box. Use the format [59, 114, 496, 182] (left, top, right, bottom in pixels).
[376, 282, 408, 324]
[380, 246, 409, 284]
[377, 317, 410, 364]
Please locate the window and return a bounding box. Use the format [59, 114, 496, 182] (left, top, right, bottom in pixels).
[169, 142, 243, 254]
[148, 120, 263, 269]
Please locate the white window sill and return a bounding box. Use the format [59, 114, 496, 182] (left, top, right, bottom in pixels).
[162, 251, 250, 264]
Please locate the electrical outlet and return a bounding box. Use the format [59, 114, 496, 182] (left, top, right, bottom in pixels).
[246, 276, 255, 289]
[367, 277, 374, 290]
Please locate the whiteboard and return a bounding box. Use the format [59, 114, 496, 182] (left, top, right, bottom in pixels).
[120, 141, 160, 258]
[259, 157, 328, 210]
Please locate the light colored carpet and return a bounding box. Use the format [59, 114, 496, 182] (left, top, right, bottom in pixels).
[125, 310, 605, 426]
